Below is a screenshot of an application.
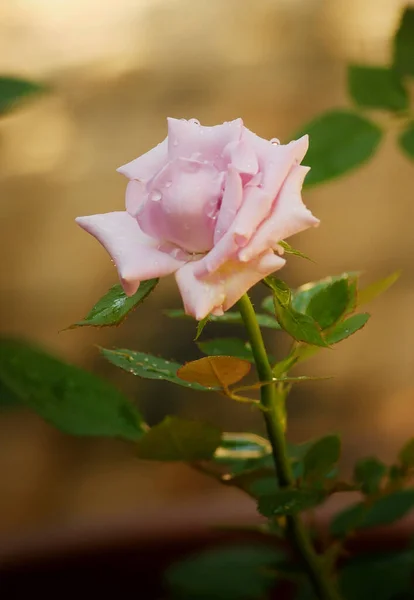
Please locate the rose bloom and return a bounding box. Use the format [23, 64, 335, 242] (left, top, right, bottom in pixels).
[76, 118, 318, 319]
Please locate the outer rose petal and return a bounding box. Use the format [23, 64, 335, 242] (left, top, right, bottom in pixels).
[167, 118, 243, 165]
[117, 138, 168, 181]
[175, 250, 286, 320]
[238, 166, 319, 262]
[75, 212, 184, 296]
[260, 135, 309, 196]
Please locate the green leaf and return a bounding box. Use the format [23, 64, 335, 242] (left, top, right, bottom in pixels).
[306, 278, 350, 329]
[296, 110, 382, 186]
[165, 309, 281, 330]
[358, 271, 401, 306]
[0, 338, 145, 440]
[330, 502, 368, 538]
[195, 315, 210, 340]
[354, 457, 387, 495]
[331, 490, 414, 536]
[258, 488, 324, 517]
[278, 240, 313, 262]
[265, 278, 328, 347]
[198, 338, 255, 362]
[293, 272, 359, 314]
[0, 76, 46, 115]
[70, 280, 159, 328]
[362, 489, 414, 528]
[324, 313, 370, 344]
[165, 544, 284, 600]
[347, 65, 408, 112]
[262, 272, 358, 317]
[303, 435, 341, 481]
[393, 7, 414, 77]
[340, 550, 414, 600]
[0, 379, 21, 409]
[100, 347, 216, 391]
[399, 438, 414, 468]
[136, 416, 221, 461]
[399, 122, 414, 160]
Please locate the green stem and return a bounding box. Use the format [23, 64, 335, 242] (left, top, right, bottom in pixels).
[237, 294, 342, 600]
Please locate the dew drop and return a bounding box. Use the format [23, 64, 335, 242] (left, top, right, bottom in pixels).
[206, 204, 218, 218]
[149, 189, 162, 202]
[270, 137, 280, 145]
[173, 139, 179, 147]
[189, 118, 200, 125]
[164, 180, 172, 188]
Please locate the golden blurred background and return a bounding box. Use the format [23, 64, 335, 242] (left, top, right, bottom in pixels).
[0, 0, 413, 543]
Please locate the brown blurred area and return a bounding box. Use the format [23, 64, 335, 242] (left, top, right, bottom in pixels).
[0, 0, 413, 541]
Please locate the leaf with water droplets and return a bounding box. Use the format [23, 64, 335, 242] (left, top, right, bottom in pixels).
[136, 416, 221, 461]
[325, 313, 370, 344]
[0, 338, 145, 440]
[100, 347, 217, 391]
[177, 356, 251, 389]
[69, 279, 159, 329]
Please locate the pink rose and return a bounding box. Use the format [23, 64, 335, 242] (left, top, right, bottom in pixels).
[76, 118, 318, 320]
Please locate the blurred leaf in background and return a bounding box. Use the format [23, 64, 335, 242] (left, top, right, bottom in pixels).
[0, 76, 46, 116]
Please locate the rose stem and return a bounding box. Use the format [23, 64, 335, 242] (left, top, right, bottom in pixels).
[237, 293, 342, 600]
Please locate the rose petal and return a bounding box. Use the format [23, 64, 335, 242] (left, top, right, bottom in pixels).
[125, 180, 146, 217]
[117, 138, 168, 181]
[167, 118, 243, 166]
[238, 166, 319, 262]
[76, 212, 184, 295]
[223, 140, 258, 175]
[214, 166, 243, 244]
[138, 158, 224, 253]
[260, 135, 309, 196]
[175, 250, 285, 320]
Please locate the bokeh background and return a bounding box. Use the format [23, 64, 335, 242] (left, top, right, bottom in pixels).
[0, 0, 413, 544]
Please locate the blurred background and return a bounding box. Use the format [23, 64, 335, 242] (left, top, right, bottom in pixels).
[0, 0, 413, 543]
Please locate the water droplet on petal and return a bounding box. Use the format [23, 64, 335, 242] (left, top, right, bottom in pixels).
[270, 137, 280, 145]
[206, 203, 218, 218]
[189, 118, 200, 125]
[173, 139, 179, 147]
[164, 180, 172, 188]
[149, 189, 162, 202]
